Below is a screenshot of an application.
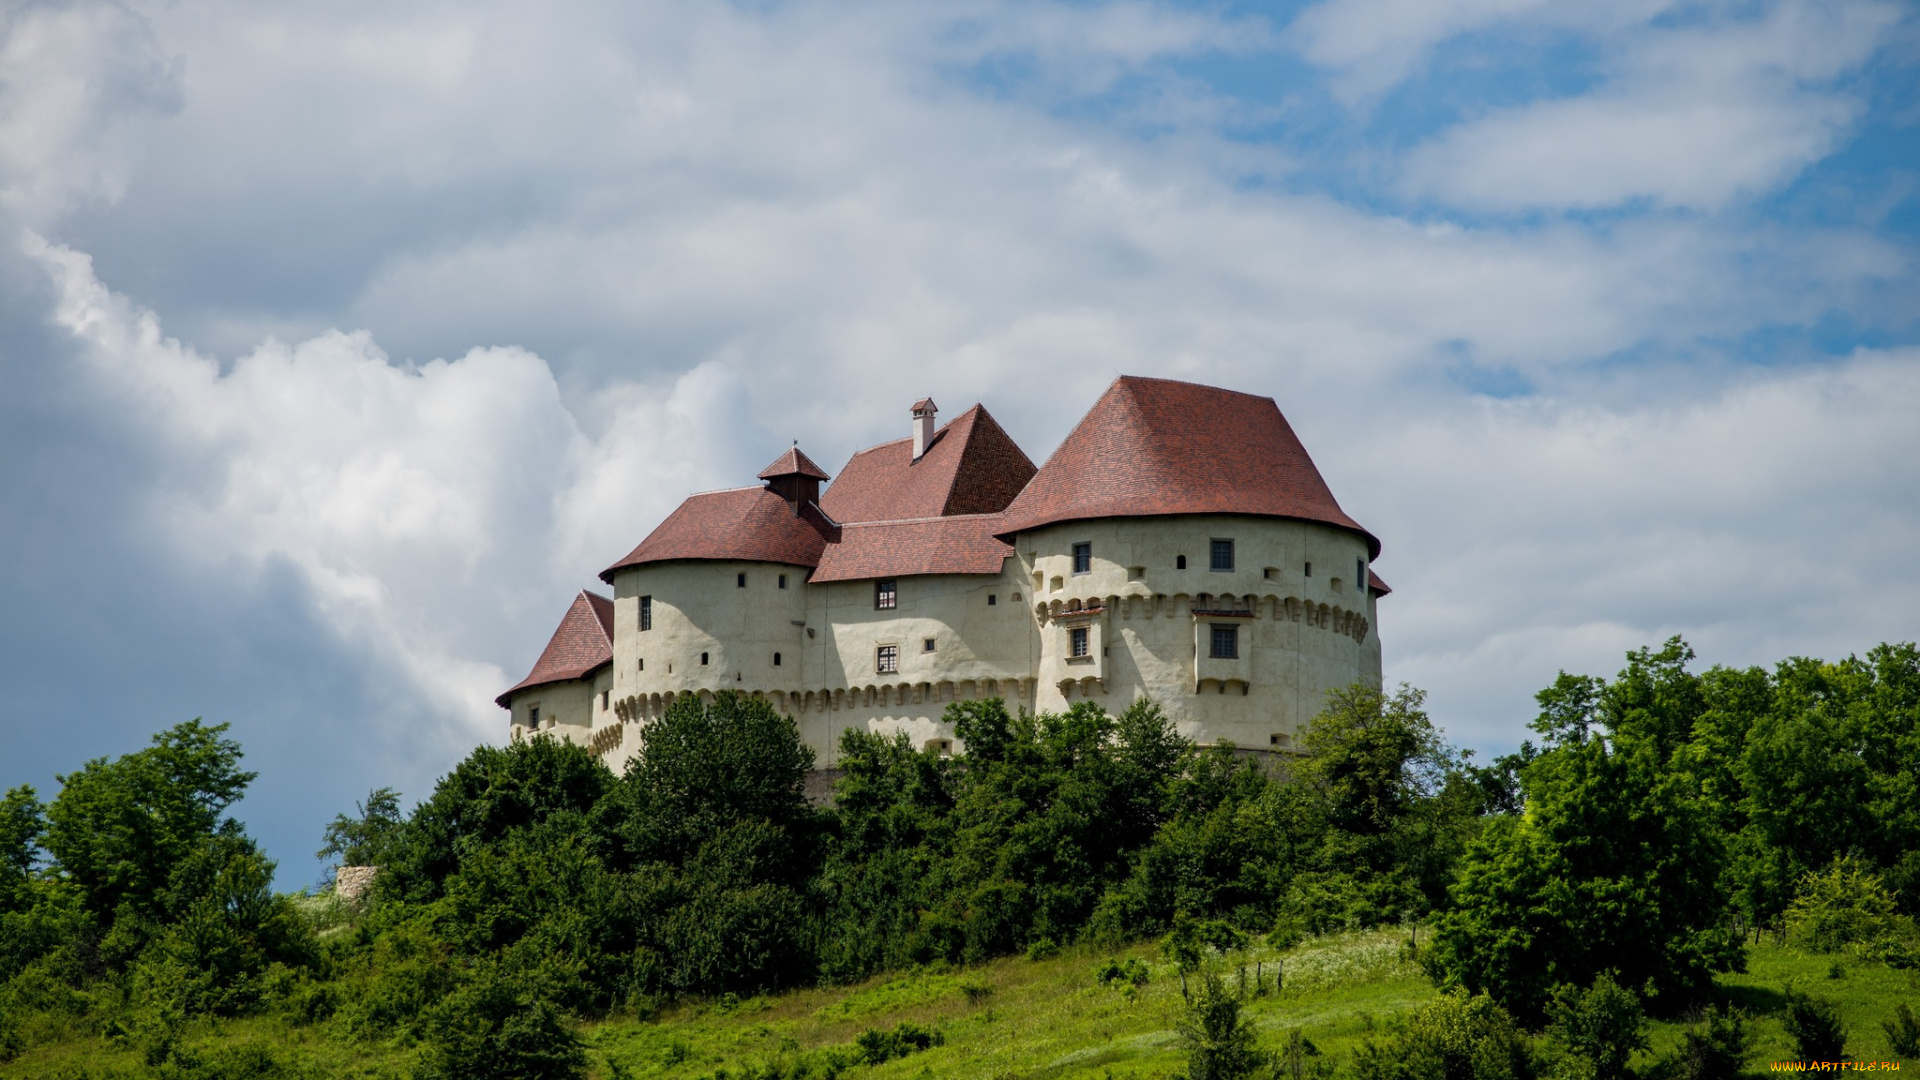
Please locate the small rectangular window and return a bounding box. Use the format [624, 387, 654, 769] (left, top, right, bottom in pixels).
[737, 572, 747, 588]
[876, 644, 898, 674]
[1070, 626, 1089, 657]
[876, 579, 897, 610]
[778, 573, 787, 589]
[1072, 542, 1092, 574]
[987, 594, 997, 606]
[1211, 539, 1235, 572]
[638, 658, 644, 671]
[600, 690, 609, 710]
[924, 638, 936, 652]
[773, 652, 782, 666]
[639, 595, 653, 631]
[1357, 559, 1366, 589]
[700, 651, 709, 665]
[1210, 624, 1238, 659]
[1304, 561, 1312, 578]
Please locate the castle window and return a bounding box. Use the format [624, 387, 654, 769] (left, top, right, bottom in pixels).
[1210, 624, 1239, 659]
[1270, 733, 1292, 748]
[600, 691, 609, 710]
[779, 573, 788, 589]
[1357, 558, 1366, 590]
[988, 594, 997, 606]
[1070, 626, 1089, 658]
[1072, 542, 1092, 574]
[528, 706, 540, 727]
[638, 658, 644, 671]
[640, 595, 653, 631]
[1176, 555, 1187, 570]
[876, 644, 898, 674]
[737, 572, 747, 588]
[1304, 561, 1312, 577]
[701, 652, 709, 665]
[876, 579, 897, 609]
[1211, 539, 1235, 572]
[924, 638, 936, 652]
[773, 652, 782, 666]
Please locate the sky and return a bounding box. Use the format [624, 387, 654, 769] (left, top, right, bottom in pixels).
[1, 0, 1915, 889]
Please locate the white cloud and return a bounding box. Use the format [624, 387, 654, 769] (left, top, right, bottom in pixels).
[0, 0, 180, 223]
[1400, 0, 1901, 211]
[1363, 348, 1920, 745]
[26, 232, 748, 752]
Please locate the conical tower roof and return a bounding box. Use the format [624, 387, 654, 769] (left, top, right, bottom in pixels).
[996, 375, 1379, 558]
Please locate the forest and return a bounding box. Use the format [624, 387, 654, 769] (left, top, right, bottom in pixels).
[1, 638, 1916, 1079]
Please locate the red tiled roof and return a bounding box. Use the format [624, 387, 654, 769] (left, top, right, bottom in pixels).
[757, 445, 830, 481]
[811, 515, 1014, 583]
[821, 404, 1037, 524]
[496, 591, 614, 706]
[911, 397, 936, 414]
[599, 486, 835, 581]
[1368, 569, 1392, 597]
[996, 376, 1381, 559]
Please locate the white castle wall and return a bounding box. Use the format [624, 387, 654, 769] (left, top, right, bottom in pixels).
[514, 516, 1381, 773]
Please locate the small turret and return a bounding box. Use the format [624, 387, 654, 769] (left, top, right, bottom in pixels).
[757, 444, 831, 514]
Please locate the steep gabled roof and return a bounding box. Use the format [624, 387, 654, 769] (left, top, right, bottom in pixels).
[495, 591, 614, 706]
[821, 404, 1036, 524]
[757, 445, 830, 481]
[599, 486, 835, 581]
[996, 376, 1380, 558]
[811, 515, 1014, 582]
[1368, 569, 1392, 597]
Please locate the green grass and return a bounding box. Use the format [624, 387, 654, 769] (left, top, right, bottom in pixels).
[5, 932, 1917, 1078]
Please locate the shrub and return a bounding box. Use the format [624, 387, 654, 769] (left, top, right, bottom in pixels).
[1176, 972, 1267, 1080]
[1780, 987, 1847, 1062]
[1882, 1002, 1920, 1058]
[1354, 989, 1535, 1080]
[1546, 972, 1647, 1080]
[415, 963, 587, 1080]
[854, 1021, 942, 1065]
[1783, 856, 1916, 959]
[1656, 1005, 1750, 1080]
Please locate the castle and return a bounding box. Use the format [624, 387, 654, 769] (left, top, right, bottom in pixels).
[498, 376, 1388, 771]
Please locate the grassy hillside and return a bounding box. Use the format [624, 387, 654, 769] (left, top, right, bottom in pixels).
[7, 928, 1914, 1078]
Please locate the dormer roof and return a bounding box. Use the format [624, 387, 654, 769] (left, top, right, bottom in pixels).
[495, 591, 614, 706]
[821, 404, 1036, 524]
[996, 375, 1380, 558]
[757, 445, 831, 481]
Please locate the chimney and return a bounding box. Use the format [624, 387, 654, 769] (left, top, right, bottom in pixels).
[911, 398, 938, 461]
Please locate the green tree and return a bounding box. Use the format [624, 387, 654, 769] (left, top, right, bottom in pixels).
[1430, 671, 1742, 1020]
[42, 720, 256, 923]
[380, 735, 615, 903]
[0, 785, 43, 914]
[317, 786, 404, 868]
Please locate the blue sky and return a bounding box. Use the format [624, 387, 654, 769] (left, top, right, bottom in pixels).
[1, 0, 1915, 888]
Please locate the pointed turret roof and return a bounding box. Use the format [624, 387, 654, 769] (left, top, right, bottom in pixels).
[757, 445, 830, 481]
[996, 376, 1380, 558]
[495, 591, 615, 706]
